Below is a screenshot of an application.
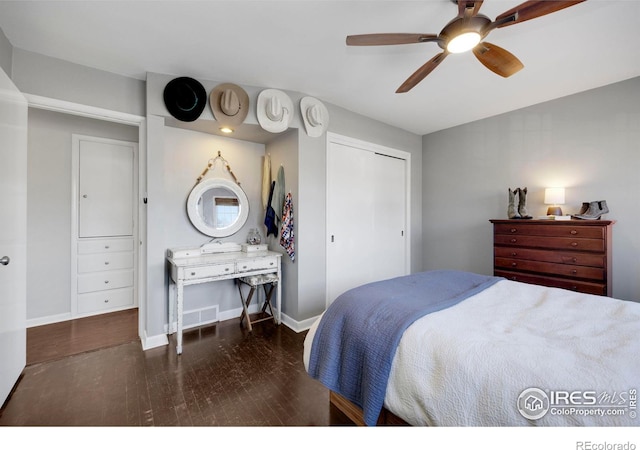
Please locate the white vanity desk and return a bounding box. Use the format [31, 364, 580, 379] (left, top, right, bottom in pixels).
[167, 249, 282, 354]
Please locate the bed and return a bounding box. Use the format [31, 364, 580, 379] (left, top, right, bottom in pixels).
[303, 270, 640, 426]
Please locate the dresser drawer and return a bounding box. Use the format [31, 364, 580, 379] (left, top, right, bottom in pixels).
[493, 223, 604, 239]
[183, 263, 235, 280]
[78, 252, 134, 273]
[237, 257, 278, 273]
[494, 234, 605, 252]
[78, 238, 134, 254]
[77, 287, 134, 314]
[495, 258, 605, 280]
[495, 270, 606, 295]
[78, 270, 134, 294]
[494, 247, 605, 268]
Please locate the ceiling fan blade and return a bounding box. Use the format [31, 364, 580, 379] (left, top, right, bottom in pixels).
[458, 0, 484, 18]
[472, 42, 524, 77]
[396, 52, 448, 93]
[494, 0, 586, 28]
[346, 33, 439, 46]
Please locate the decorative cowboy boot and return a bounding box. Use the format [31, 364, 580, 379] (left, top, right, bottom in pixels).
[508, 188, 520, 219]
[517, 187, 533, 219]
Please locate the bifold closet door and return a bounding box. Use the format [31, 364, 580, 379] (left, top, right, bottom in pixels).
[327, 140, 407, 305]
[78, 139, 134, 238]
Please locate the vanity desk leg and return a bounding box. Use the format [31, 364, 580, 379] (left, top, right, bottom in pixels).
[175, 280, 184, 354]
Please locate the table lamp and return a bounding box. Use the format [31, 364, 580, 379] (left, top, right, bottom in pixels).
[544, 187, 565, 216]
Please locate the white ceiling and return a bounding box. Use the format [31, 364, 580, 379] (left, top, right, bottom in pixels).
[1, 0, 639, 135]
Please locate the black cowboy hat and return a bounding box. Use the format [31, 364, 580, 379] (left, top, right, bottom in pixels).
[163, 77, 206, 122]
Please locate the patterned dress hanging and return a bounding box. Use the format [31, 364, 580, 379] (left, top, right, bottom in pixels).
[280, 192, 295, 261]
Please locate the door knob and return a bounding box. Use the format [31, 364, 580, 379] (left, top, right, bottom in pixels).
[0, 256, 10, 266]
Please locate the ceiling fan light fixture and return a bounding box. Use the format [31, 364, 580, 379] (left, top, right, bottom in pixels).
[446, 31, 481, 53]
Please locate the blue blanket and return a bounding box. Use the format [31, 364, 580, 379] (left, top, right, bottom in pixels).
[307, 270, 501, 426]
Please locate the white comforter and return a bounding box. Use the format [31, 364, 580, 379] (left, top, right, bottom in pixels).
[304, 279, 640, 426]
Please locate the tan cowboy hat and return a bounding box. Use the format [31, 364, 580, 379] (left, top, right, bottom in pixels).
[210, 83, 250, 126]
[300, 97, 329, 137]
[256, 89, 293, 133]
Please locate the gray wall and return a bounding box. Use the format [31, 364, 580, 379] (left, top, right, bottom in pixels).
[265, 131, 299, 320]
[0, 27, 12, 76]
[422, 76, 640, 302]
[26, 108, 139, 322]
[12, 48, 145, 117]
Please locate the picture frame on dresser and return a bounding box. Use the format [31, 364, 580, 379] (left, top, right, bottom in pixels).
[489, 219, 615, 296]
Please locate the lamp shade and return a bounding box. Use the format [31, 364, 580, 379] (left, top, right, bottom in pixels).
[544, 187, 565, 216]
[544, 188, 565, 205]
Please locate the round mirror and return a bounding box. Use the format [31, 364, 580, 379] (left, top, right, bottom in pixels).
[186, 178, 249, 237]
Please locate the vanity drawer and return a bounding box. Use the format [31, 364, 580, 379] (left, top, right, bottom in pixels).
[183, 263, 235, 280]
[78, 238, 134, 254]
[77, 287, 134, 314]
[78, 252, 134, 273]
[237, 257, 278, 273]
[78, 269, 134, 294]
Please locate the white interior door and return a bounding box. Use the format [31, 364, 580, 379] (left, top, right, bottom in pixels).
[0, 68, 28, 405]
[326, 135, 409, 306]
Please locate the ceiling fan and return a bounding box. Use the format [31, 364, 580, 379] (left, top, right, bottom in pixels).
[346, 0, 586, 93]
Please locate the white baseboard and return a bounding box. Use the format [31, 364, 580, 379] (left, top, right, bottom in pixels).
[27, 312, 72, 328]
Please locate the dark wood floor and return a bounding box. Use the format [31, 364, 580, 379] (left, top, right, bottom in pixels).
[0, 309, 334, 426]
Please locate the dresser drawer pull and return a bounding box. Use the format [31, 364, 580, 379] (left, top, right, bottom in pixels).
[191, 272, 196, 276]
[105, 245, 110, 249]
[104, 261, 110, 265]
[225, 268, 230, 272]
[104, 299, 109, 303]
[510, 228, 517, 233]
[511, 262, 517, 267]
[570, 230, 578, 235]
[572, 257, 577, 263]
[511, 252, 517, 256]
[510, 238, 517, 243]
[104, 280, 109, 284]
[571, 242, 578, 247]
[572, 270, 577, 274]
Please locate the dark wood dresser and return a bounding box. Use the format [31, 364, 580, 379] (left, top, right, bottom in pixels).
[490, 219, 614, 296]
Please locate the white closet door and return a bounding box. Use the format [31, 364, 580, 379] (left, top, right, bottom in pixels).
[78, 139, 134, 237]
[327, 141, 375, 304]
[372, 153, 406, 280]
[327, 136, 408, 306]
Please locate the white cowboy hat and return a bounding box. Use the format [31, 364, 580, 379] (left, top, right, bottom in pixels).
[257, 89, 293, 133]
[210, 83, 250, 127]
[300, 97, 329, 137]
